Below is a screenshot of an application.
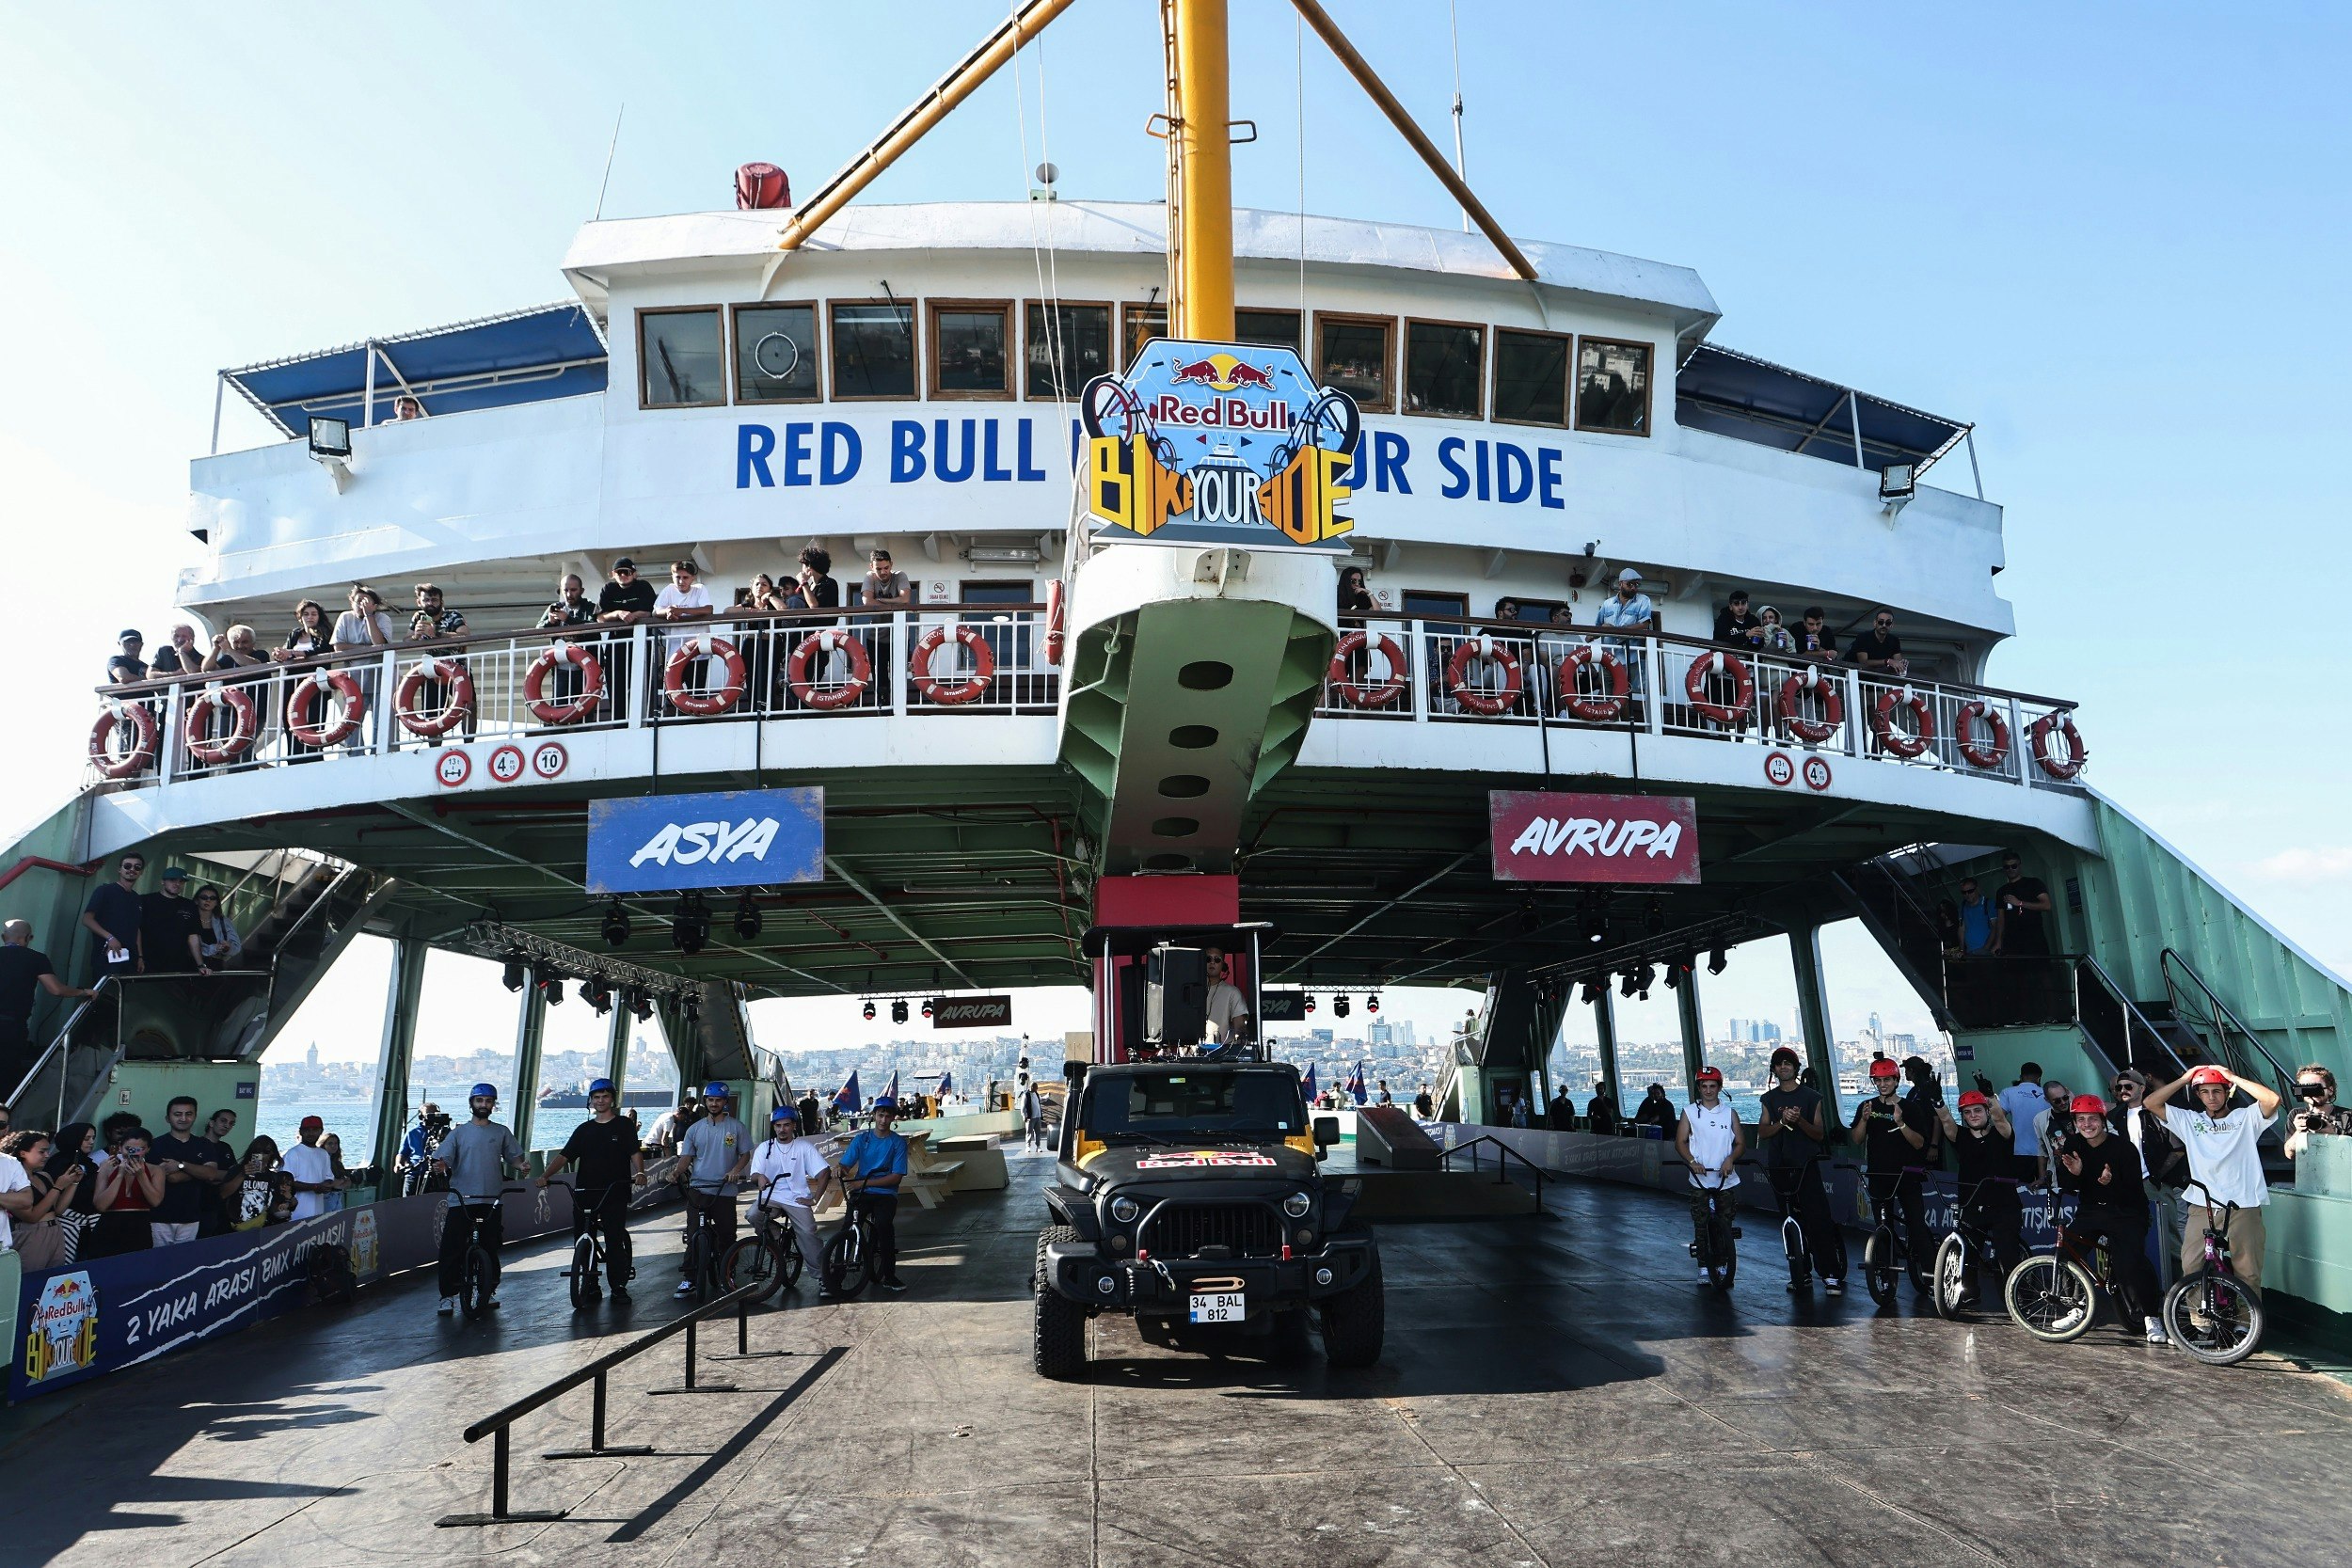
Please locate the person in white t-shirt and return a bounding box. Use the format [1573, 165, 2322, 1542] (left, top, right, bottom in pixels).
[747, 1105, 834, 1294]
[1676, 1066, 1744, 1284]
[654, 560, 719, 700]
[1200, 948, 1251, 1048]
[2145, 1064, 2282, 1295]
[0, 1138, 33, 1251]
[279, 1116, 342, 1222]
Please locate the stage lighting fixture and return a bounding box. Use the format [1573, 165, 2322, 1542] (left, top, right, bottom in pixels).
[672, 893, 710, 956]
[1366, 993, 1379, 1015]
[601, 900, 630, 947]
[628, 989, 654, 1022]
[501, 956, 527, 992]
[733, 892, 762, 941]
[1708, 943, 1728, 976]
[1332, 994, 1351, 1020]
[892, 999, 909, 1025]
[1645, 898, 1667, 935]
[863, 1000, 877, 1022]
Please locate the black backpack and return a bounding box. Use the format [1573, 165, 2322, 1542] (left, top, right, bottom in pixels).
[306, 1242, 358, 1306]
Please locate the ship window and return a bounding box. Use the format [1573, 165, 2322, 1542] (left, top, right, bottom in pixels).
[929, 301, 1011, 399]
[830, 301, 918, 400]
[732, 304, 819, 404]
[1314, 313, 1392, 412]
[638, 308, 725, 408]
[1121, 303, 1167, 368]
[1576, 338, 1652, 436]
[1493, 328, 1571, 427]
[1025, 302, 1113, 400]
[1404, 320, 1484, 419]
[1492, 597, 1565, 625]
[1235, 309, 1301, 351]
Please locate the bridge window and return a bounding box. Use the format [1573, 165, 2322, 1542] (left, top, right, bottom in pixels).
[1493, 327, 1571, 427]
[1025, 302, 1113, 400]
[1404, 320, 1485, 419]
[830, 301, 918, 400]
[1316, 313, 1393, 412]
[731, 304, 819, 404]
[1121, 303, 1167, 368]
[929, 301, 1012, 399]
[1235, 309, 1301, 351]
[638, 307, 725, 408]
[1576, 338, 1652, 436]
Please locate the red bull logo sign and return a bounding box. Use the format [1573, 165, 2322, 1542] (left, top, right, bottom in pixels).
[1082, 338, 1359, 550]
[24, 1271, 100, 1384]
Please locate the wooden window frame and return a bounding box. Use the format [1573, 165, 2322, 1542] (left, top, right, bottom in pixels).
[1401, 316, 1486, 421]
[1022, 299, 1116, 402]
[1399, 589, 1469, 620]
[1312, 311, 1396, 414]
[1574, 336, 1655, 437]
[827, 298, 922, 403]
[1490, 325, 1575, 430]
[727, 301, 822, 406]
[635, 305, 728, 410]
[1120, 301, 1168, 370]
[1233, 308, 1304, 352]
[925, 299, 1014, 402]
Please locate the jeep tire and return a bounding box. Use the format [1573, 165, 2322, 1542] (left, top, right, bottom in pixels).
[1033, 1227, 1088, 1381]
[1317, 1246, 1384, 1369]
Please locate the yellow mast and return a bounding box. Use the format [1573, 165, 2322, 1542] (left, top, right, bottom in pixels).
[1168, 0, 1234, 340]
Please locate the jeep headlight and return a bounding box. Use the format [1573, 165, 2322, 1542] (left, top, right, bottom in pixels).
[1109, 1195, 1140, 1224]
[1282, 1191, 1312, 1218]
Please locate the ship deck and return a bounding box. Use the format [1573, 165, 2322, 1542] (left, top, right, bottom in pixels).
[5, 1155, 2347, 1567]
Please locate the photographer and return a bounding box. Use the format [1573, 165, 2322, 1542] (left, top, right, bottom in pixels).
[396, 1102, 452, 1196]
[2284, 1066, 2352, 1161]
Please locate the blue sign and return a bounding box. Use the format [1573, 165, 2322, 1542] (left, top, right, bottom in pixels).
[586, 787, 824, 894]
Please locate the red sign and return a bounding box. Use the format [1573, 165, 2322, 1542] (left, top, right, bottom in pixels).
[1489, 790, 1700, 886]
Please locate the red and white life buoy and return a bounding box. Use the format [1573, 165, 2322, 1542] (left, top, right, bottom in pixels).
[787, 629, 876, 710]
[2028, 710, 2088, 780]
[395, 656, 475, 737]
[663, 636, 746, 716]
[1327, 629, 1408, 709]
[1445, 637, 1522, 717]
[1043, 578, 1067, 668]
[1870, 686, 1935, 759]
[286, 669, 367, 748]
[87, 702, 157, 780]
[909, 625, 996, 706]
[1776, 666, 1845, 745]
[1682, 650, 1755, 728]
[183, 686, 259, 765]
[1555, 643, 1629, 722]
[522, 642, 604, 725]
[1956, 701, 2011, 770]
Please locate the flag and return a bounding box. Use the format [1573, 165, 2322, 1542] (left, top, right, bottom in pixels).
[882, 1069, 900, 1104]
[938, 1070, 954, 1096]
[1300, 1063, 1318, 1101]
[1346, 1062, 1368, 1105]
[832, 1071, 862, 1115]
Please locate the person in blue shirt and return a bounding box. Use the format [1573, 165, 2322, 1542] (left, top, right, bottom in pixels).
[837, 1098, 910, 1293]
[1956, 878, 1999, 958]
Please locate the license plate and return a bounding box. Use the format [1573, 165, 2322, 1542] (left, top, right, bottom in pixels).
[1188, 1291, 1245, 1323]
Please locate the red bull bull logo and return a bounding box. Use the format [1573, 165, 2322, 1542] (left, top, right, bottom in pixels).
[1168, 351, 1277, 392]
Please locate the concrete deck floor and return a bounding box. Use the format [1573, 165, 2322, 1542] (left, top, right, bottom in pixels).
[4, 1148, 2348, 1567]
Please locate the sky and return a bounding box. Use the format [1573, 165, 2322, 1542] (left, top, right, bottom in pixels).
[4, 2, 2345, 1068]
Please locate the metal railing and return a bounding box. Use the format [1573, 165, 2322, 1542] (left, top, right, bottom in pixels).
[2074, 956, 2193, 1082]
[1438, 1132, 1548, 1208]
[2160, 948, 2296, 1098]
[87, 606, 1060, 788]
[1317, 617, 2085, 790]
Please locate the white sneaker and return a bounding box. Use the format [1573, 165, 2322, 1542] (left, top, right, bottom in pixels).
[437, 1296, 455, 1315]
[1697, 1267, 1715, 1285]
[2145, 1316, 2169, 1345]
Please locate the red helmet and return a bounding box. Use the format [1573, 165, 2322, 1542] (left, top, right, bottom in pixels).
[1867, 1059, 1899, 1079]
[1694, 1067, 1723, 1085]
[2188, 1065, 2232, 1087]
[1956, 1090, 1991, 1110]
[2070, 1094, 2107, 1117]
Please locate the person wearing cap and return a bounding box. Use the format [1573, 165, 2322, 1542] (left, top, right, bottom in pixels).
[543, 1078, 646, 1300]
[749, 1104, 834, 1296]
[1850, 1057, 1931, 1283]
[279, 1114, 342, 1224]
[672, 1082, 749, 1298]
[1591, 566, 1656, 706]
[1757, 1045, 1844, 1292]
[2107, 1068, 2188, 1283]
[838, 1097, 910, 1293]
[432, 1084, 526, 1313]
[1935, 1090, 2024, 1292]
[105, 630, 149, 688]
[1674, 1067, 1743, 1284]
[2053, 1091, 2166, 1342]
[2144, 1065, 2283, 1297]
[596, 557, 659, 715]
[137, 867, 202, 976]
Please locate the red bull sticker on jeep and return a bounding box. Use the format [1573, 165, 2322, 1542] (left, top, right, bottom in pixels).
[1135, 1150, 1281, 1168]
[1082, 338, 1359, 551]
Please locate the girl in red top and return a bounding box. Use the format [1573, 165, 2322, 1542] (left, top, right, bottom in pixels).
[88, 1129, 166, 1257]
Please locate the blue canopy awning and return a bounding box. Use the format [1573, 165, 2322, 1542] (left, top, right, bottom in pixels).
[1674, 342, 1969, 478]
[223, 302, 609, 438]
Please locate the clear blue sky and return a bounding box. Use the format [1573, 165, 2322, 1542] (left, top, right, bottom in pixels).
[3, 2, 2344, 1066]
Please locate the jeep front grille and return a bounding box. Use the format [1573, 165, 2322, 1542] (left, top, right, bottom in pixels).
[1141, 1202, 1283, 1259]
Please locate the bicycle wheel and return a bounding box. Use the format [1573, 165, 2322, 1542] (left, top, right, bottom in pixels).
[824, 1224, 871, 1300]
[2006, 1254, 2097, 1342]
[774, 1221, 805, 1290]
[1863, 1227, 1899, 1307]
[461, 1244, 495, 1320]
[568, 1232, 601, 1309]
[1931, 1231, 1970, 1320]
[1706, 1204, 1737, 1291]
[722, 1235, 783, 1303]
[2163, 1270, 2264, 1366]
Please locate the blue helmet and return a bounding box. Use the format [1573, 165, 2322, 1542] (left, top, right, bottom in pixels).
[702, 1081, 729, 1099]
[586, 1078, 616, 1097]
[770, 1104, 800, 1125]
[870, 1096, 899, 1114]
[469, 1083, 498, 1101]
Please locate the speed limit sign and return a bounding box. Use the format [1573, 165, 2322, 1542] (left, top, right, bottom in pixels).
[486, 744, 526, 784]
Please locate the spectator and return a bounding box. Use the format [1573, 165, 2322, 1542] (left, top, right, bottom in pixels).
[540, 573, 597, 631]
[797, 1090, 823, 1136]
[0, 919, 93, 1086]
[864, 548, 912, 610]
[2054, 1092, 2166, 1342]
[784, 545, 839, 611]
[87, 1127, 164, 1256]
[1935, 898, 1963, 959]
[1900, 1055, 1945, 1154]
[1633, 1083, 1677, 1131]
[1997, 1061, 2046, 1167]
[410, 583, 466, 645]
[190, 885, 241, 971]
[200, 625, 269, 674]
[320, 1132, 352, 1209]
[265, 1172, 298, 1225]
[271, 599, 334, 662]
[2107, 1069, 2186, 1188]
[104, 629, 149, 687]
[1376, 1079, 1395, 1107]
[655, 561, 717, 696]
[7, 1130, 87, 1268]
[226, 1136, 280, 1230]
[648, 1096, 701, 1155]
[1413, 1089, 1436, 1120]
[2283, 1065, 2352, 1160]
[98, 1110, 142, 1164]
[1510, 1094, 1531, 1129]
[596, 557, 660, 711]
[1019, 1081, 1046, 1151]
[743, 572, 788, 612]
[395, 1101, 448, 1195]
[1200, 948, 1250, 1047]
[199, 1108, 242, 1236]
[1753, 605, 1797, 655]
[147, 1095, 227, 1246]
[150, 625, 201, 676]
[0, 1128, 44, 1252]
[1547, 1084, 1574, 1130]
[1586, 1080, 1621, 1135]
[332, 583, 399, 651]
[1846, 608, 1908, 675]
[138, 867, 201, 976]
[393, 394, 426, 420]
[1494, 596, 1521, 624]
[2029, 1078, 2072, 1185]
[1956, 878, 1999, 958]
[280, 1116, 343, 1220]
[1994, 852, 2054, 957]
[1336, 564, 1375, 618]
[1593, 568, 1654, 708]
[1713, 590, 1762, 649]
[54, 1121, 101, 1237]
[1789, 607, 1835, 661]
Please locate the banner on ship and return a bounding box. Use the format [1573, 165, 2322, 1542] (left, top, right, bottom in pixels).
[587, 786, 824, 895]
[1081, 338, 1359, 551]
[930, 994, 1013, 1030]
[1488, 790, 1700, 886]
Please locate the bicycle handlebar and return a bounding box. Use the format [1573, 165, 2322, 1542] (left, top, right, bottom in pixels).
[2180, 1179, 2238, 1220]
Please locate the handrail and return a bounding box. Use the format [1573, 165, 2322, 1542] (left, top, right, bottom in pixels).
[1438, 1132, 1547, 1208]
[2159, 948, 2296, 1094]
[2074, 955, 2192, 1082]
[459, 1280, 764, 1444]
[6, 974, 118, 1118]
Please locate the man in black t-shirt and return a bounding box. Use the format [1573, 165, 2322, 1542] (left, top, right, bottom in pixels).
[542, 1079, 646, 1297]
[1936, 1090, 2024, 1290]
[2055, 1093, 2164, 1342]
[138, 868, 203, 974]
[1995, 852, 2054, 957]
[1845, 608, 1908, 675]
[0, 919, 93, 1085]
[596, 558, 660, 720]
[1757, 1047, 1846, 1291]
[148, 1095, 230, 1246]
[1712, 591, 1762, 649]
[1849, 1057, 1932, 1276]
[1585, 1083, 1621, 1135]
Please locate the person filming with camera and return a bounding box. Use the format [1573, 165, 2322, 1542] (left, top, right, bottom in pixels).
[2283, 1066, 2352, 1161]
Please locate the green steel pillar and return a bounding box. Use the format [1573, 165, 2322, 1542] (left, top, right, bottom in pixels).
[1676, 974, 1707, 1086]
[1790, 925, 1843, 1124]
[369, 937, 429, 1184]
[604, 1004, 630, 1098]
[511, 985, 548, 1152]
[1593, 990, 1622, 1117]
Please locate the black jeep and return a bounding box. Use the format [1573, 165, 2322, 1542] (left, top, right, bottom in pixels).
[1032, 1060, 1383, 1379]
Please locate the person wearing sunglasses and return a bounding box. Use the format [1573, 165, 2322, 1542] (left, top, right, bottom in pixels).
[1845, 607, 1909, 677]
[2284, 1065, 2352, 1161]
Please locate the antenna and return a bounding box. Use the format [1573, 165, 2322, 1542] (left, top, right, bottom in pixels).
[1447, 0, 1468, 231]
[593, 104, 626, 222]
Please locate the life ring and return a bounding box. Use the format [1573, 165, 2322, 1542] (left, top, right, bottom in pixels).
[1775, 666, 1844, 745]
[1682, 650, 1755, 728]
[787, 629, 876, 710]
[1327, 629, 1408, 709]
[286, 669, 367, 748]
[909, 625, 996, 706]
[663, 636, 746, 716]
[1555, 643, 1629, 722]
[522, 642, 605, 725]
[1043, 578, 1067, 668]
[2028, 711, 2088, 780]
[1445, 637, 1522, 717]
[183, 686, 259, 765]
[1869, 686, 1935, 759]
[87, 703, 157, 780]
[1956, 701, 2011, 770]
[394, 656, 475, 737]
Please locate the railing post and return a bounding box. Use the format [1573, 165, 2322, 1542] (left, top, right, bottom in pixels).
[1842, 665, 1864, 757]
[156, 682, 181, 786]
[492, 1426, 511, 1520]
[1643, 636, 1664, 736]
[891, 610, 910, 716]
[2007, 696, 2026, 785]
[591, 1370, 607, 1450]
[1409, 620, 1430, 724]
[628, 625, 649, 730]
[376, 650, 399, 755]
